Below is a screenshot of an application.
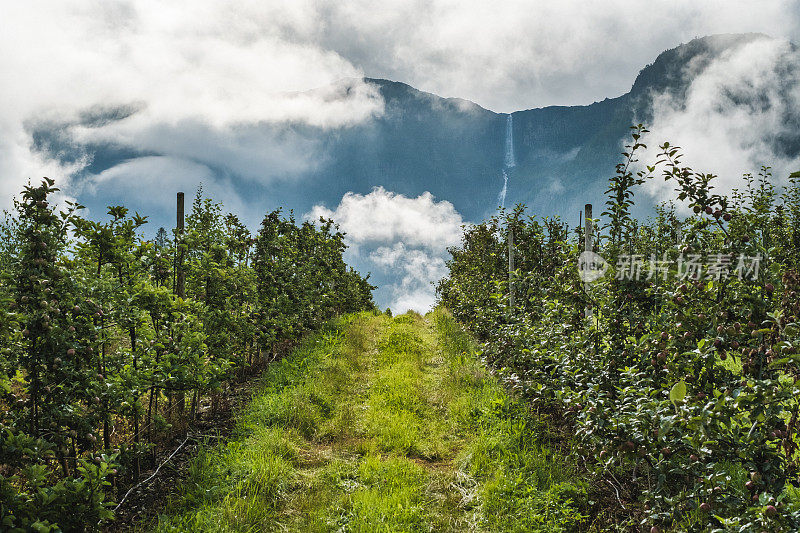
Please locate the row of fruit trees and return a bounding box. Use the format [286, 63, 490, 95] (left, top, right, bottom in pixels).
[0, 180, 374, 531]
[438, 126, 800, 531]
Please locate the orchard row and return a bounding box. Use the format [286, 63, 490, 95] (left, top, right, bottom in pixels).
[438, 127, 800, 531]
[0, 180, 374, 531]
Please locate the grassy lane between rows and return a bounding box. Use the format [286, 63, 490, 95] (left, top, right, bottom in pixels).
[148, 310, 589, 532]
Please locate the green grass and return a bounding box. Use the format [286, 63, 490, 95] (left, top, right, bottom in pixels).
[150, 309, 587, 532]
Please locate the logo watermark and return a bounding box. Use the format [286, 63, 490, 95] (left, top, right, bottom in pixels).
[577, 251, 609, 282]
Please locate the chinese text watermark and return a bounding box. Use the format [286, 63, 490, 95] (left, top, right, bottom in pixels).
[578, 253, 761, 283]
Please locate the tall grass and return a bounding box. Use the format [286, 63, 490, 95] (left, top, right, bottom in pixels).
[152, 310, 587, 532]
[432, 308, 588, 532]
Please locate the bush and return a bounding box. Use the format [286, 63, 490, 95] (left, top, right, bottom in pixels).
[438, 126, 800, 530]
[0, 181, 374, 529]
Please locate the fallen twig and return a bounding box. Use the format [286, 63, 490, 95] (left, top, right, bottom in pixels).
[606, 478, 627, 510]
[114, 434, 191, 512]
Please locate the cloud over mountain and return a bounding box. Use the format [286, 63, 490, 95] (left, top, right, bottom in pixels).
[3, 1, 800, 213]
[0, 1, 382, 210]
[641, 36, 800, 205]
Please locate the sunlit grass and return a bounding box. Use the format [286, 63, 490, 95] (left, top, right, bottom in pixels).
[151, 316, 355, 531]
[152, 310, 587, 532]
[432, 308, 588, 532]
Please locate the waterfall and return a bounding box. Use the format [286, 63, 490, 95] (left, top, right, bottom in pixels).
[498, 169, 508, 208]
[498, 114, 515, 208]
[504, 114, 515, 169]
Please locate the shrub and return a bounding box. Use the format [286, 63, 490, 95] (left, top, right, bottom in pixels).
[438, 127, 800, 530]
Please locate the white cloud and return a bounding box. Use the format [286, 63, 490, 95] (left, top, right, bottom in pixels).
[2, 0, 800, 216]
[370, 243, 451, 314]
[87, 156, 240, 212]
[308, 187, 464, 251]
[306, 187, 465, 313]
[640, 37, 800, 207]
[317, 0, 800, 111]
[0, 1, 383, 211]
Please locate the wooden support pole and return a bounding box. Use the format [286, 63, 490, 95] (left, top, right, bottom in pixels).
[584, 203, 593, 320]
[584, 203, 593, 255]
[175, 192, 185, 431]
[508, 226, 515, 309]
[176, 192, 185, 300]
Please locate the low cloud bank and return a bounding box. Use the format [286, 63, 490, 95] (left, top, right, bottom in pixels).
[0, 2, 384, 211]
[307, 187, 466, 313]
[641, 37, 800, 207]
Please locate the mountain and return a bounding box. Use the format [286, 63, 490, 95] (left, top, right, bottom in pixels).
[507, 32, 782, 221]
[35, 32, 793, 228]
[300, 78, 504, 219]
[26, 33, 800, 310]
[271, 32, 793, 225]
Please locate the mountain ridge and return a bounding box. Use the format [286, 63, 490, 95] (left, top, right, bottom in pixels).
[26, 32, 799, 309]
[37, 32, 793, 227]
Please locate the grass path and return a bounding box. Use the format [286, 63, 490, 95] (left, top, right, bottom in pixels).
[151, 311, 588, 532]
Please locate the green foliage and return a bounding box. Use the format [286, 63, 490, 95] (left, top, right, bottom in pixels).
[432, 310, 587, 532]
[156, 310, 584, 532]
[438, 127, 800, 530]
[153, 317, 349, 532]
[252, 210, 375, 348]
[0, 180, 373, 529]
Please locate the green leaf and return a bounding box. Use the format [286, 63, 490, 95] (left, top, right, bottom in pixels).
[670, 380, 687, 405]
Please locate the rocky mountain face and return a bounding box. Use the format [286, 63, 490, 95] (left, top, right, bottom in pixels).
[506, 32, 782, 221]
[35, 33, 792, 229]
[299, 32, 789, 224]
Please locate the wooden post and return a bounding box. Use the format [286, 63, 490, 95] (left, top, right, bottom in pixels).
[584, 203, 593, 255]
[584, 203, 593, 320]
[175, 192, 185, 431]
[176, 192, 185, 299]
[508, 226, 515, 309]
